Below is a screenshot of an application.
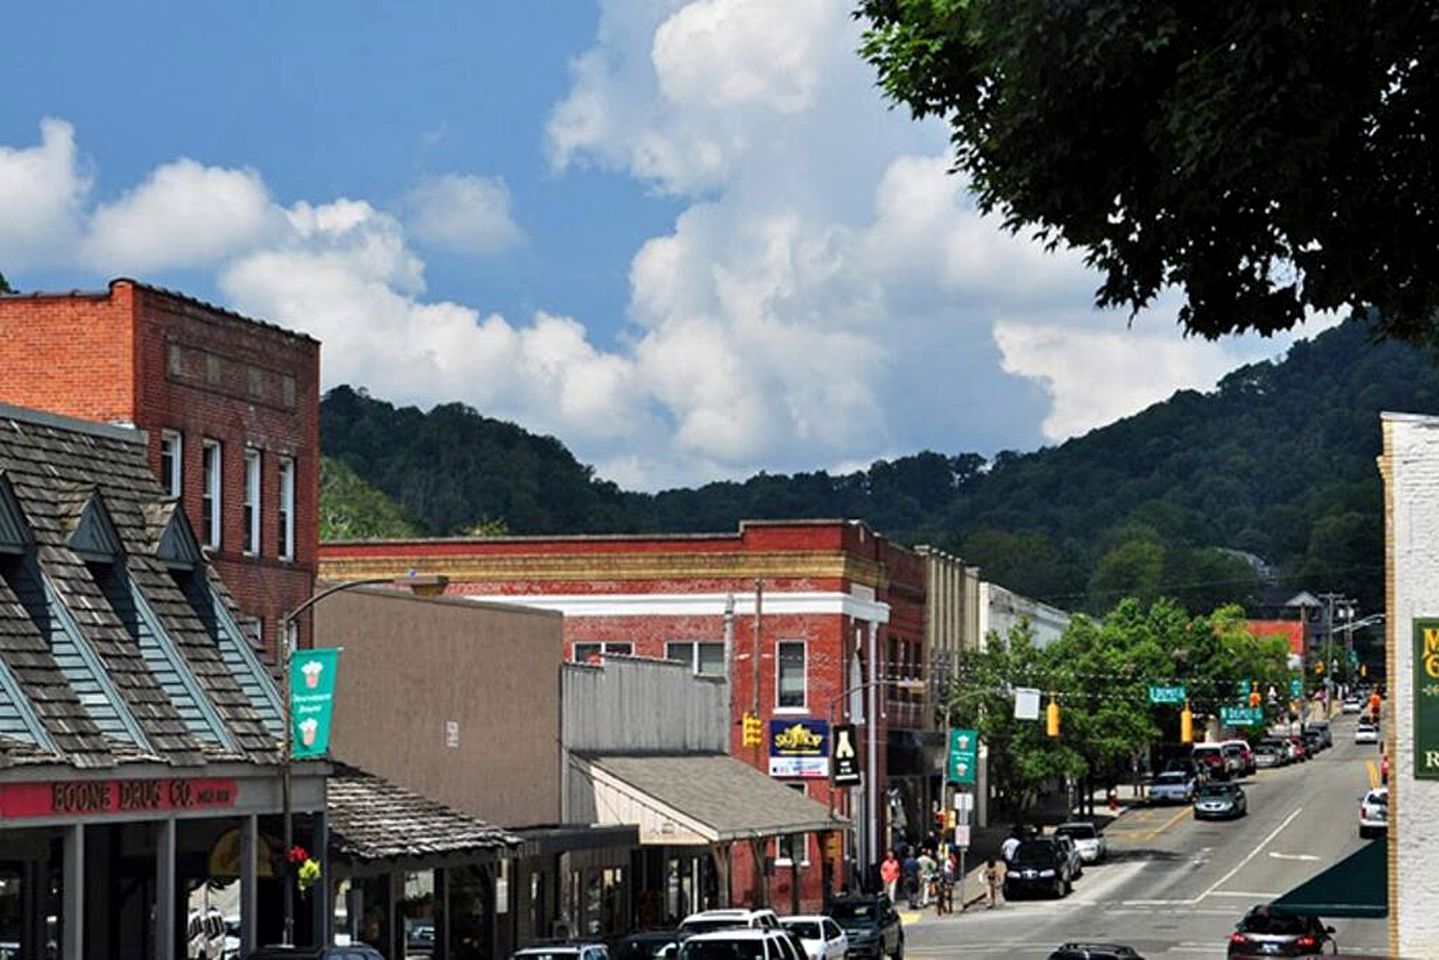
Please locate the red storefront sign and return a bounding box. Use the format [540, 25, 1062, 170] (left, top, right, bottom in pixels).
[0, 778, 239, 819]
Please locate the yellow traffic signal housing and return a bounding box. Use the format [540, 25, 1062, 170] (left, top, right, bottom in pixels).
[1180, 705, 1194, 744]
[741, 712, 764, 747]
[1046, 700, 1061, 738]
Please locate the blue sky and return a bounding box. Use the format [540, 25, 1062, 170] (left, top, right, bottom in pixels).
[0, 1, 1323, 489]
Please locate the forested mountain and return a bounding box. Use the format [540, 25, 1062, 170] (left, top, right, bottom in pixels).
[322, 317, 1426, 614]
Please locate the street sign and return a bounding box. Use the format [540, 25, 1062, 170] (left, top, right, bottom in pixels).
[1148, 685, 1186, 705]
[1219, 705, 1263, 727]
[953, 825, 971, 850]
[947, 728, 979, 785]
[831, 723, 861, 787]
[1014, 687, 1041, 720]
[1234, 679, 1250, 696]
[953, 792, 974, 813]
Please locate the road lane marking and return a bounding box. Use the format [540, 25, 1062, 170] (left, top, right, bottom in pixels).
[1198, 806, 1303, 901]
[1268, 852, 1320, 861]
[1143, 805, 1192, 839]
[1205, 890, 1281, 897]
[1366, 759, 1380, 789]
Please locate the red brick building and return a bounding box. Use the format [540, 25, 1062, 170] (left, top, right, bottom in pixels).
[0, 278, 319, 658]
[320, 519, 935, 908]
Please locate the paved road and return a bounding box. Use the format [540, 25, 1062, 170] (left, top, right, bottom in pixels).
[905, 715, 1387, 959]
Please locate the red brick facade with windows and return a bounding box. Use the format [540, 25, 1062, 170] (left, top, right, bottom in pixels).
[320, 520, 933, 909]
[0, 279, 319, 660]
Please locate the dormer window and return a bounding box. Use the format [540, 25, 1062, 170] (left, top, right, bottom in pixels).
[67, 490, 123, 565]
[0, 473, 31, 557]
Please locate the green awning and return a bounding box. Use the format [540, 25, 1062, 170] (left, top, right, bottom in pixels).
[1270, 840, 1387, 918]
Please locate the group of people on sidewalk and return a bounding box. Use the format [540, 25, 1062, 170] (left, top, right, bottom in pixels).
[878, 845, 960, 913]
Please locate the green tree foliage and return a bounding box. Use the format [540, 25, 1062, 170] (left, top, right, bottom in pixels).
[319, 456, 420, 541]
[0, 273, 13, 294]
[322, 317, 1410, 609]
[857, 1, 1439, 345]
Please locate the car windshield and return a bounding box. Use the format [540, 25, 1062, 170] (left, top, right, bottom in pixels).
[1238, 913, 1309, 935]
[827, 902, 879, 925]
[1368, 791, 1388, 805]
[679, 942, 766, 960]
[783, 922, 821, 940]
[1057, 824, 1096, 839]
[1014, 841, 1058, 864]
[682, 921, 749, 935]
[618, 940, 679, 960]
[1155, 772, 1186, 784]
[1198, 783, 1234, 797]
[515, 953, 582, 960]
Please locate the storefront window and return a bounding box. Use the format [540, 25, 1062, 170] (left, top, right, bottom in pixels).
[400, 870, 438, 959]
[0, 867, 22, 953]
[450, 865, 493, 960]
[354, 875, 391, 955]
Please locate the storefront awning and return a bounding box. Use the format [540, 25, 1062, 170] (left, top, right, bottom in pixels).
[578, 753, 846, 845]
[1270, 840, 1387, 918]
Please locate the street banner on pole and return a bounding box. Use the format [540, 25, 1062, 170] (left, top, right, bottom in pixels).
[1147, 685, 1186, 705]
[832, 723, 861, 786]
[947, 728, 978, 785]
[1414, 619, 1439, 779]
[290, 647, 341, 759]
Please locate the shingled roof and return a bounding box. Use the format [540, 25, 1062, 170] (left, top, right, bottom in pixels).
[0, 402, 283, 768]
[327, 764, 521, 865]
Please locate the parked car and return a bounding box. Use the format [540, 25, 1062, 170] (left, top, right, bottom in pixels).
[1163, 757, 1206, 781]
[1308, 722, 1333, 748]
[245, 948, 385, 960]
[1192, 744, 1230, 781]
[1342, 696, 1363, 714]
[1227, 906, 1335, 957]
[680, 910, 781, 935]
[1286, 736, 1309, 762]
[1302, 728, 1327, 755]
[826, 895, 903, 960]
[1259, 737, 1294, 765]
[1360, 787, 1388, 838]
[1004, 839, 1074, 900]
[1150, 771, 1197, 804]
[1055, 821, 1107, 864]
[1221, 740, 1256, 776]
[780, 917, 848, 960]
[678, 929, 801, 960]
[1194, 781, 1248, 820]
[1053, 833, 1085, 879]
[616, 930, 688, 960]
[1048, 944, 1146, 960]
[1356, 721, 1380, 744]
[1253, 746, 1282, 769]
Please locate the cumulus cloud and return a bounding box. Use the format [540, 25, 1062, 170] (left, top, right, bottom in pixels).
[0, 118, 89, 269]
[401, 173, 523, 256]
[85, 158, 281, 272]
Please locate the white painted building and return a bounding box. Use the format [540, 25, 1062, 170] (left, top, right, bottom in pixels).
[978, 581, 1071, 650]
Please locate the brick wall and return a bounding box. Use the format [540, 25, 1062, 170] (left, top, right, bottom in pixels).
[131, 284, 320, 660]
[0, 284, 137, 423]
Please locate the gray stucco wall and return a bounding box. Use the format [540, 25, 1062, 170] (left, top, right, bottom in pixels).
[319, 587, 565, 828]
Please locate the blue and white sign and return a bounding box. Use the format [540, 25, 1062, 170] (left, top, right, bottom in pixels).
[768, 718, 830, 779]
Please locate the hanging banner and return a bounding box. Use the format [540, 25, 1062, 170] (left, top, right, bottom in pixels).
[291, 647, 342, 759]
[832, 723, 861, 786]
[947, 728, 978, 785]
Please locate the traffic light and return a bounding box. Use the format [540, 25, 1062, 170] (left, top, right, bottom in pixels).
[741, 712, 764, 747]
[1046, 699, 1061, 738]
[945, 809, 957, 830]
[1361, 663, 1368, 678]
[1248, 689, 1262, 709]
[1180, 705, 1193, 744]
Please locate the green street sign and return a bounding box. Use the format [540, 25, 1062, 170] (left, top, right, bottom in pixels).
[1148, 685, 1186, 705]
[1234, 679, 1250, 696]
[1414, 620, 1439, 779]
[1219, 705, 1263, 727]
[947, 728, 979, 785]
[1290, 678, 1302, 698]
[291, 647, 342, 759]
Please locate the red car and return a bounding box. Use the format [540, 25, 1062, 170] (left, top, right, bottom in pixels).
[1192, 745, 1230, 781]
[1286, 736, 1308, 762]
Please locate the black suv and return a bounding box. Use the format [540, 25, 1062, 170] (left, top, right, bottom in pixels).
[826, 894, 903, 960]
[1004, 838, 1074, 899]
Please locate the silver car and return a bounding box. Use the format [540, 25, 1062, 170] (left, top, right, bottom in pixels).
[1149, 771, 1196, 804]
[1055, 822, 1107, 863]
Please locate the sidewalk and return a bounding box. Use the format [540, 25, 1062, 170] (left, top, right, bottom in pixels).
[899, 784, 1146, 924]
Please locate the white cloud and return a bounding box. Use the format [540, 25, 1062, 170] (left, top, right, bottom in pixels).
[85, 158, 280, 272]
[0, 118, 89, 270]
[401, 173, 523, 256]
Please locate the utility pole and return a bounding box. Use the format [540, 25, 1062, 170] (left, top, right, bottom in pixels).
[723, 594, 735, 724]
[752, 579, 763, 767]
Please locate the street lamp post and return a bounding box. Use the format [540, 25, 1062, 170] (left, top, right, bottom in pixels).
[278, 573, 443, 946]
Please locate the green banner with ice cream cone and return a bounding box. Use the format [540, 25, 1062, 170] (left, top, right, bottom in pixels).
[290, 647, 341, 759]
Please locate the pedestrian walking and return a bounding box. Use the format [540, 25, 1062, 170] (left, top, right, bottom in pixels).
[1000, 829, 1022, 863]
[982, 858, 1004, 909]
[880, 850, 901, 904]
[902, 849, 921, 908]
[917, 848, 937, 907]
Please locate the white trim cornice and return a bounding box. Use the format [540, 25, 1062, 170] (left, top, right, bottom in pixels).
[462, 590, 891, 623]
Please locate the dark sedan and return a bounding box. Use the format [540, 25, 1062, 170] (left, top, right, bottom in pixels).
[1003, 839, 1073, 899]
[1227, 906, 1335, 957]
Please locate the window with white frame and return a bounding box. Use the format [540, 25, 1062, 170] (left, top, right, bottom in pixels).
[776, 641, 807, 710]
[775, 784, 810, 863]
[277, 456, 295, 561]
[665, 640, 725, 676]
[243, 449, 261, 555]
[159, 430, 182, 498]
[201, 440, 221, 549]
[572, 641, 633, 663]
